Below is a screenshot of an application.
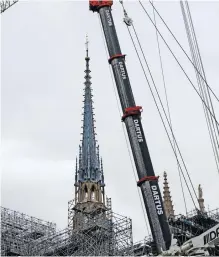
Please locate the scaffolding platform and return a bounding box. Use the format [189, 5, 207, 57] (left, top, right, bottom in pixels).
[168, 208, 219, 246]
[1, 199, 134, 256]
[132, 208, 219, 256]
[1, 206, 56, 256]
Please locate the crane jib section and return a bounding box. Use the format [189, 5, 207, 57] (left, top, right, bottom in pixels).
[89, 1, 172, 253]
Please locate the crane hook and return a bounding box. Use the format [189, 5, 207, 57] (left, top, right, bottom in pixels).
[119, 0, 133, 26]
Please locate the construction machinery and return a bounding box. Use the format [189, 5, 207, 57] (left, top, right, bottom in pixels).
[1, 0, 218, 255]
[89, 0, 172, 254]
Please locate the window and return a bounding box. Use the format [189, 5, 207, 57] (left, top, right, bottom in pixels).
[91, 186, 95, 201]
[84, 186, 88, 200]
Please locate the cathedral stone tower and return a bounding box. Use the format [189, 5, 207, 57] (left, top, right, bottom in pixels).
[163, 171, 175, 219]
[73, 37, 107, 230]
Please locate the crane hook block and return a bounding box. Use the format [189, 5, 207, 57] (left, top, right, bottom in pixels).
[122, 106, 142, 121]
[89, 0, 113, 12]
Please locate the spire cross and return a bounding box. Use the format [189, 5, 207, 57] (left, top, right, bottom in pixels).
[85, 35, 89, 57]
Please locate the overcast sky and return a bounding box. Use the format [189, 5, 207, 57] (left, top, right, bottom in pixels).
[1, 0, 219, 242]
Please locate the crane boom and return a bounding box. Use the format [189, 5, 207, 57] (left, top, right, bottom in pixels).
[89, 0, 171, 253]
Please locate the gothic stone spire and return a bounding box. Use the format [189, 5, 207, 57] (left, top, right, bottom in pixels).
[73, 37, 105, 214]
[163, 171, 175, 218]
[77, 36, 103, 184]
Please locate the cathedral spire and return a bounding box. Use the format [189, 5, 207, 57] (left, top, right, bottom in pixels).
[72, 37, 107, 230]
[163, 171, 175, 218]
[76, 36, 103, 185]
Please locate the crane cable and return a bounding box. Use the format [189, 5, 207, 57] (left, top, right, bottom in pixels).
[120, 1, 198, 207]
[152, 0, 188, 214]
[138, 0, 219, 127]
[97, 15, 151, 236]
[127, 24, 197, 208]
[147, 0, 219, 105]
[119, 0, 198, 208]
[180, 0, 219, 175]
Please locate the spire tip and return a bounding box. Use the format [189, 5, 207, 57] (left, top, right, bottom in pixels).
[85, 34, 89, 58]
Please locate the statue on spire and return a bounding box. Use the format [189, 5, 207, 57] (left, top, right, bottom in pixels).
[198, 184, 205, 213]
[198, 184, 203, 199]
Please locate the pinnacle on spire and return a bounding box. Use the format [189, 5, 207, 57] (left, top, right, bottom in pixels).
[163, 171, 175, 218]
[198, 184, 205, 213]
[75, 37, 104, 185]
[75, 158, 78, 182]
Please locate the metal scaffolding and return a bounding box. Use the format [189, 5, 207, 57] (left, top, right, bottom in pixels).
[132, 208, 219, 256]
[1, 206, 56, 256]
[0, 0, 18, 13]
[133, 236, 154, 256]
[42, 198, 133, 256]
[1, 200, 134, 256]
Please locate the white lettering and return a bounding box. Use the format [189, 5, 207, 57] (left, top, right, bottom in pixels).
[118, 62, 127, 80]
[158, 209, 163, 215]
[151, 185, 164, 215]
[105, 10, 113, 26]
[154, 195, 159, 201]
[133, 119, 143, 143]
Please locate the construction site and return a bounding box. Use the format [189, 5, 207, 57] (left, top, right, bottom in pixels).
[2, 178, 219, 255]
[1, 0, 219, 256]
[1, 198, 133, 256]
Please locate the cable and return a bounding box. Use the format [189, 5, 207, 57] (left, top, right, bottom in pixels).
[126, 24, 197, 209]
[180, 0, 219, 175]
[184, 1, 219, 141]
[184, 1, 219, 131]
[120, 2, 192, 210]
[120, 0, 197, 208]
[138, 0, 219, 127]
[147, 0, 219, 104]
[152, 0, 188, 214]
[131, 23, 198, 202]
[98, 15, 151, 236]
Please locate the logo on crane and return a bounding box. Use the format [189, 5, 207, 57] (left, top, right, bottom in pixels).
[105, 9, 113, 26]
[203, 226, 219, 245]
[151, 185, 164, 215]
[134, 119, 143, 142]
[118, 62, 127, 80]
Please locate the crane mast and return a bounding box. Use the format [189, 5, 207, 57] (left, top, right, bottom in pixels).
[89, 0, 172, 253]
